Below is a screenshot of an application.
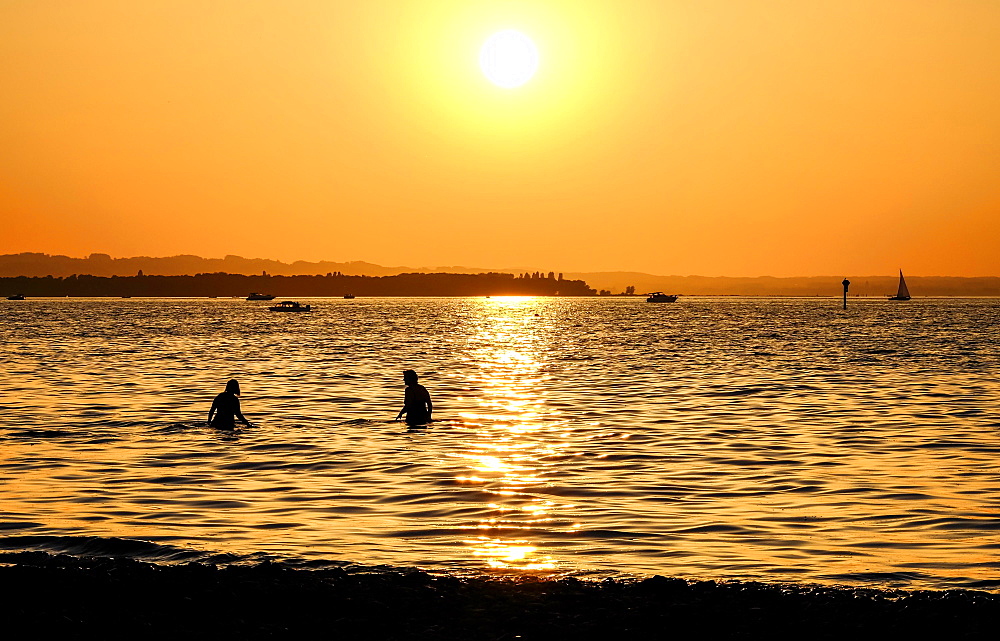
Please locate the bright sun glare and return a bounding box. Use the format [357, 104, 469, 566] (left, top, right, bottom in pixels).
[479, 30, 539, 89]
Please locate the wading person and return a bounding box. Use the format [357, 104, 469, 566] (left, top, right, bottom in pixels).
[395, 370, 433, 425]
[208, 379, 251, 429]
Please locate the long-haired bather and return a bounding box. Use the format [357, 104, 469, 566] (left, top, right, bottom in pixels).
[208, 379, 251, 429]
[395, 370, 432, 425]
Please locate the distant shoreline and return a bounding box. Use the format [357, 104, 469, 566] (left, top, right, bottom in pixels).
[4, 294, 1000, 300]
[3, 253, 999, 296]
[0, 272, 596, 298]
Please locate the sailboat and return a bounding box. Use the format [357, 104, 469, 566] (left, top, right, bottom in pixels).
[888, 269, 911, 301]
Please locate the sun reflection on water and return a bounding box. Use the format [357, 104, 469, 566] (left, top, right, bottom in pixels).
[453, 297, 567, 572]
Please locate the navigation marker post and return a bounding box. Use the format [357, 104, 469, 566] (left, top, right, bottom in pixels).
[842, 278, 850, 310]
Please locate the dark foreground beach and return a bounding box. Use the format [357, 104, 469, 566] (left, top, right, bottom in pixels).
[2, 553, 997, 640]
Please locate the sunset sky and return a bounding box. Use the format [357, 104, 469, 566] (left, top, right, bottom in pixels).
[2, 1, 997, 276]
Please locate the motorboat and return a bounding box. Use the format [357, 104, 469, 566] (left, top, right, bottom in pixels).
[343, 294, 355, 299]
[646, 292, 678, 303]
[268, 301, 312, 312]
[6, 294, 25, 300]
[246, 293, 276, 301]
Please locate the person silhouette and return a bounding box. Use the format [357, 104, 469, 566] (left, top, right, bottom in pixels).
[395, 370, 433, 425]
[208, 379, 251, 429]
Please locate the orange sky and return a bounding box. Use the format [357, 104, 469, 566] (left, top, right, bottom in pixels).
[2, 1, 998, 276]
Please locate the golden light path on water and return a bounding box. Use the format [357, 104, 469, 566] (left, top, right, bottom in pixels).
[453, 297, 565, 571]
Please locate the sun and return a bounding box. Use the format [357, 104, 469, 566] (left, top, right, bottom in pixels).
[479, 30, 539, 89]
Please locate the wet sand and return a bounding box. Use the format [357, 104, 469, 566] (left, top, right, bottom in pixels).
[2, 553, 997, 639]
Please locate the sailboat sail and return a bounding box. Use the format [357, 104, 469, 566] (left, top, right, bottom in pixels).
[887, 270, 912, 300]
[896, 270, 910, 299]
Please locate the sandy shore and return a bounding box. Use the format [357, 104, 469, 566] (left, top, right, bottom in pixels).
[2, 552, 997, 639]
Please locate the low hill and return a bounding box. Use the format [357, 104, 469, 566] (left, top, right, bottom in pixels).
[2, 253, 997, 296]
[564, 273, 1000, 297]
[0, 272, 595, 297]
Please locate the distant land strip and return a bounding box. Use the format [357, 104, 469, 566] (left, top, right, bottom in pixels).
[2, 253, 999, 296]
[0, 272, 595, 297]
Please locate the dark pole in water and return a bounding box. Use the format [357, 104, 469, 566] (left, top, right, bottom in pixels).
[842, 277, 850, 310]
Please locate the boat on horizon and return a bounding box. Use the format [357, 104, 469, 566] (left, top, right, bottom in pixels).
[646, 292, 678, 303]
[6, 294, 25, 300]
[343, 294, 355, 299]
[268, 300, 312, 312]
[888, 270, 911, 301]
[246, 292, 276, 301]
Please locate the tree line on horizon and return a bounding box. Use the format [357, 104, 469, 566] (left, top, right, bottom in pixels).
[0, 271, 596, 297]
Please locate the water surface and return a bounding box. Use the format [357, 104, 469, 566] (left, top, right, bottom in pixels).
[1, 297, 998, 590]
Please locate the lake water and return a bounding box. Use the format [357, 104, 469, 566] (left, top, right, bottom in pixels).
[1, 297, 998, 590]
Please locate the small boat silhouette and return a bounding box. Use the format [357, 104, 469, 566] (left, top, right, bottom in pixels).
[6, 294, 25, 300]
[646, 292, 678, 303]
[888, 270, 911, 301]
[246, 292, 276, 301]
[268, 301, 312, 312]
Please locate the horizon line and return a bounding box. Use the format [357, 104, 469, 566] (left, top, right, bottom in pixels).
[2, 252, 998, 279]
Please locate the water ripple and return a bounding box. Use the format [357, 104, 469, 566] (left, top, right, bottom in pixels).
[0, 296, 998, 590]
